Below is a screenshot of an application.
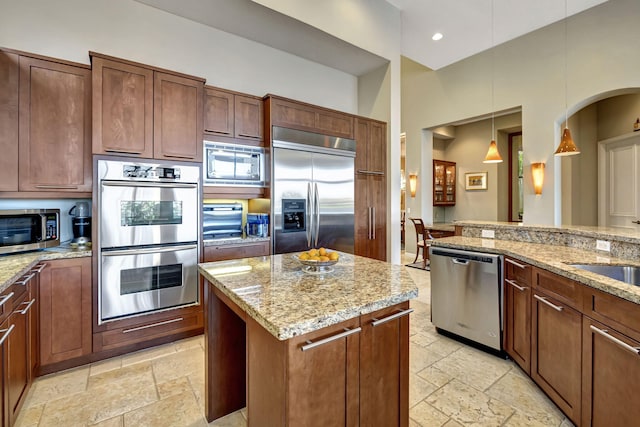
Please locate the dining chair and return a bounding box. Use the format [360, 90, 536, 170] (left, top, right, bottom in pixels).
[409, 218, 434, 267]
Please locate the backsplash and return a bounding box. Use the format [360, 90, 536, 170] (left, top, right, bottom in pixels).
[2, 199, 92, 243]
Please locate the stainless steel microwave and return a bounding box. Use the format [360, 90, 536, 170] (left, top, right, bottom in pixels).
[0, 209, 60, 255]
[204, 141, 265, 187]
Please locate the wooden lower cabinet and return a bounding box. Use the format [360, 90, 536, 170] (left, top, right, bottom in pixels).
[531, 289, 582, 425]
[582, 318, 640, 427]
[360, 302, 410, 427]
[203, 241, 269, 262]
[504, 258, 532, 374]
[38, 258, 92, 368]
[6, 292, 29, 426]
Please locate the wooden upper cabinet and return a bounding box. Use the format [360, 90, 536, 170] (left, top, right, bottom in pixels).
[204, 87, 234, 136]
[268, 96, 354, 139]
[204, 87, 263, 142]
[18, 56, 92, 192]
[0, 51, 19, 192]
[91, 52, 204, 161]
[92, 56, 153, 157]
[154, 72, 203, 161]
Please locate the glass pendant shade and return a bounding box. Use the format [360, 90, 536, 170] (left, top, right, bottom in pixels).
[483, 140, 503, 163]
[554, 128, 580, 156]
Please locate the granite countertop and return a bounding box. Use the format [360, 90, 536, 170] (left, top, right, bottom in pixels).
[0, 245, 92, 293]
[431, 236, 640, 304]
[199, 252, 418, 340]
[430, 223, 456, 232]
[203, 236, 270, 247]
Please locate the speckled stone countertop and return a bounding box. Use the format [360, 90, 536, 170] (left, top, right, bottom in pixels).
[203, 236, 270, 247]
[199, 252, 418, 340]
[430, 223, 456, 232]
[431, 236, 640, 305]
[0, 245, 91, 293]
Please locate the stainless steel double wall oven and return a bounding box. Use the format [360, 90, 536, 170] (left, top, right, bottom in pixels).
[97, 159, 201, 324]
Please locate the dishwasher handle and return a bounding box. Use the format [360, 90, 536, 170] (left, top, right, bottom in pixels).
[451, 258, 470, 266]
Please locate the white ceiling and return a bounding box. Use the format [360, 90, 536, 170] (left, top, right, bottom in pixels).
[388, 0, 608, 70]
[136, 0, 608, 74]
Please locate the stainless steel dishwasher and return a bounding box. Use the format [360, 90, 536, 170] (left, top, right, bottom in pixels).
[429, 247, 503, 351]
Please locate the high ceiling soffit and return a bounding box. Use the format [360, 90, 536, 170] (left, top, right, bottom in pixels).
[135, 0, 607, 74]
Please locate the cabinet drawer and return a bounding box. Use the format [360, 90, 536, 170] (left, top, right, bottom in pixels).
[533, 268, 582, 309]
[94, 310, 203, 352]
[585, 288, 640, 341]
[204, 241, 269, 262]
[505, 257, 532, 286]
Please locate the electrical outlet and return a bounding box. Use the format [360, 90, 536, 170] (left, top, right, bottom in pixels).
[596, 240, 611, 252]
[481, 229, 495, 239]
[407, 208, 410, 214]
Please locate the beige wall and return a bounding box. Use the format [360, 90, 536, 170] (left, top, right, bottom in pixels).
[0, 0, 358, 112]
[401, 0, 640, 226]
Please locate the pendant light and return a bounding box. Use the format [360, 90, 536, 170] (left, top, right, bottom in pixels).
[554, 0, 580, 156]
[483, 0, 503, 164]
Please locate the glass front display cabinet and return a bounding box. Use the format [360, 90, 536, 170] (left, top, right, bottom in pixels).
[433, 160, 456, 206]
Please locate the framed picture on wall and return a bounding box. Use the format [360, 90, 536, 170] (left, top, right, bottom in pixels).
[465, 172, 488, 190]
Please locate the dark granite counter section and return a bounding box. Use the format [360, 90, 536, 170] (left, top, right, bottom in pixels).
[199, 252, 418, 340]
[0, 245, 91, 293]
[431, 236, 640, 305]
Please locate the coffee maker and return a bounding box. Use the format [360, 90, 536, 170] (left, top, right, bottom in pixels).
[69, 202, 91, 245]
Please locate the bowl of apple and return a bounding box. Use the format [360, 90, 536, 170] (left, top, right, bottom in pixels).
[293, 248, 340, 274]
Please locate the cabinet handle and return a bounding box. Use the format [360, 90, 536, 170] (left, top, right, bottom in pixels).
[506, 258, 527, 269]
[371, 207, 376, 240]
[367, 207, 372, 240]
[237, 133, 257, 138]
[162, 154, 194, 160]
[590, 325, 640, 355]
[301, 327, 362, 352]
[18, 299, 35, 315]
[204, 129, 231, 135]
[356, 170, 385, 176]
[371, 308, 414, 326]
[34, 184, 78, 189]
[0, 325, 15, 346]
[632, 220, 640, 225]
[0, 292, 15, 308]
[505, 278, 527, 292]
[31, 263, 47, 273]
[122, 317, 183, 333]
[534, 294, 564, 312]
[14, 273, 35, 286]
[104, 148, 142, 155]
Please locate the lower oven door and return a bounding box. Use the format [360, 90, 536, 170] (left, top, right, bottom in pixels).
[100, 243, 198, 323]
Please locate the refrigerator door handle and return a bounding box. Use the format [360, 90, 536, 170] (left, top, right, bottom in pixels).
[314, 183, 320, 247]
[306, 182, 312, 248]
[371, 207, 376, 240]
[367, 207, 372, 239]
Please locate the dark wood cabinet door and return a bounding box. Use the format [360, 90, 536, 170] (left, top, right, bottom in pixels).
[92, 56, 153, 158]
[39, 258, 92, 366]
[531, 289, 582, 425]
[0, 317, 9, 427]
[354, 173, 370, 258]
[234, 95, 262, 140]
[285, 318, 360, 427]
[360, 302, 410, 427]
[582, 318, 640, 427]
[7, 293, 29, 425]
[0, 51, 19, 192]
[504, 258, 532, 374]
[433, 159, 456, 206]
[368, 121, 386, 173]
[355, 119, 369, 173]
[19, 56, 92, 192]
[203, 87, 234, 136]
[316, 109, 354, 139]
[154, 72, 204, 161]
[369, 174, 387, 261]
[270, 97, 316, 131]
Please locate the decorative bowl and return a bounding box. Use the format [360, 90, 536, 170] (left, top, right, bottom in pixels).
[292, 253, 339, 274]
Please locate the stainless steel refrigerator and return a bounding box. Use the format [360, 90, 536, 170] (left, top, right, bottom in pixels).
[271, 126, 356, 254]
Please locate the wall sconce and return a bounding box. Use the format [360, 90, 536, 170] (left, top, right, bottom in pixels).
[531, 162, 545, 195]
[409, 173, 418, 198]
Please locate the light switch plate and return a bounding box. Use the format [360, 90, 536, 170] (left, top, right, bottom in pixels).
[596, 240, 611, 252]
[481, 229, 495, 239]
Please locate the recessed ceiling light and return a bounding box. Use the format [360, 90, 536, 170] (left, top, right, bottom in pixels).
[432, 32, 443, 41]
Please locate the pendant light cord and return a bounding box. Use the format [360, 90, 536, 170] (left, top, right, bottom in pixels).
[491, 0, 495, 140]
[564, 0, 568, 130]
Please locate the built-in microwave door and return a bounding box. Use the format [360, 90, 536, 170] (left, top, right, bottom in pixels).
[100, 180, 199, 248]
[99, 244, 198, 322]
[206, 148, 236, 180]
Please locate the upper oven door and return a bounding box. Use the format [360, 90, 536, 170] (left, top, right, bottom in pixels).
[100, 180, 199, 248]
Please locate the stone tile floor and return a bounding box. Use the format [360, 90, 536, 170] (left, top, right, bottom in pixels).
[15, 254, 574, 426]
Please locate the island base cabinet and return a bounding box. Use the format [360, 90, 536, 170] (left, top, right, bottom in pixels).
[582, 318, 640, 427]
[531, 290, 582, 425]
[360, 302, 410, 427]
[247, 316, 360, 427]
[504, 258, 532, 374]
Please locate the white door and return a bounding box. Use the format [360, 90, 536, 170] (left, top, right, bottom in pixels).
[599, 133, 640, 229]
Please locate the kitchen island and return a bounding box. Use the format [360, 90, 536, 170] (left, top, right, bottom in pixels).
[198, 252, 418, 426]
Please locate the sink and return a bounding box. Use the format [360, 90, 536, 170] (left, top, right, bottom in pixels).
[569, 264, 640, 286]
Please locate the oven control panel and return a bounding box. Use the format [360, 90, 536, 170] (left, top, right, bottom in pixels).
[123, 165, 181, 180]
